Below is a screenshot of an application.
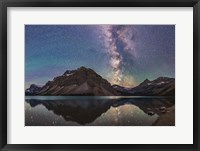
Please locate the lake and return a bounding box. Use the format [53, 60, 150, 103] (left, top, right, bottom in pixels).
[25, 96, 175, 126]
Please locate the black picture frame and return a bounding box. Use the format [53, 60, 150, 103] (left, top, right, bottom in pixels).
[0, 0, 199, 150]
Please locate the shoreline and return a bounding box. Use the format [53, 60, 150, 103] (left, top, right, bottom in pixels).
[153, 105, 175, 126]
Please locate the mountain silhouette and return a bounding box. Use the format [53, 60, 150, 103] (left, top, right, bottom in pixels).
[29, 67, 118, 96]
[26, 67, 175, 96]
[113, 77, 175, 96]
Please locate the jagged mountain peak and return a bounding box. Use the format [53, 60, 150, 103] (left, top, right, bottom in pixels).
[130, 77, 175, 96]
[144, 78, 150, 82]
[63, 69, 76, 76]
[29, 84, 40, 88]
[29, 66, 118, 96]
[142, 78, 150, 83]
[138, 78, 150, 87]
[112, 77, 175, 96]
[25, 84, 42, 95]
[78, 66, 88, 70]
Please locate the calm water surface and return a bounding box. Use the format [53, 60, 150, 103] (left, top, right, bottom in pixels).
[25, 96, 175, 126]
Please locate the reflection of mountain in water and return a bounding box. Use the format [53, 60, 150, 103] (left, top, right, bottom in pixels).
[26, 97, 175, 125]
[113, 98, 175, 116]
[26, 99, 113, 125]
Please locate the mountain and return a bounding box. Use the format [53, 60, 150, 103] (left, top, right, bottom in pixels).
[131, 77, 175, 96]
[112, 84, 132, 95]
[25, 66, 175, 96]
[25, 84, 42, 95]
[113, 77, 175, 96]
[34, 66, 118, 96]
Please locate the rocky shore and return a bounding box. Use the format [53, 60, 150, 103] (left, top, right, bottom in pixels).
[153, 105, 175, 126]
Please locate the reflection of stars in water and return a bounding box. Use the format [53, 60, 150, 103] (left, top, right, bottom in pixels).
[25, 98, 169, 126]
[30, 115, 34, 122]
[88, 104, 159, 126]
[25, 103, 159, 126]
[25, 103, 69, 126]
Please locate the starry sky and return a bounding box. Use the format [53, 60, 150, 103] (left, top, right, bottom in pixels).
[25, 25, 175, 89]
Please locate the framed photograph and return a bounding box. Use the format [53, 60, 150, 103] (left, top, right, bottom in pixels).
[0, 0, 199, 150]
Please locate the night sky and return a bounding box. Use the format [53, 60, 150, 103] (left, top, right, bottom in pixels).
[25, 25, 175, 89]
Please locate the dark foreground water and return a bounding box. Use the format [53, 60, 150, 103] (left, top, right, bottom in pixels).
[25, 96, 175, 126]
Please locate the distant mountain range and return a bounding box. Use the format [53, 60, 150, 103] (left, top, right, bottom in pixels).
[113, 77, 175, 96]
[25, 84, 42, 95]
[25, 66, 175, 96]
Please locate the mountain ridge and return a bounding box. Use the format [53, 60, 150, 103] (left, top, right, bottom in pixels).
[26, 66, 118, 96]
[25, 67, 175, 96]
[113, 77, 175, 96]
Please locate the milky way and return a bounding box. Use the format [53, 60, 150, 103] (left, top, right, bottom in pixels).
[98, 25, 123, 85]
[25, 25, 175, 89]
[97, 25, 138, 87]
